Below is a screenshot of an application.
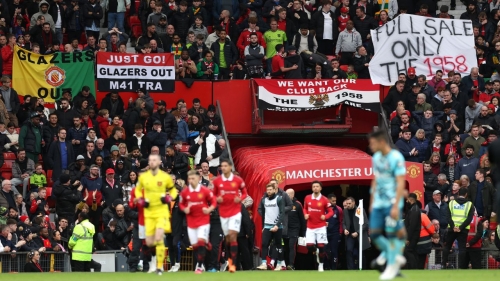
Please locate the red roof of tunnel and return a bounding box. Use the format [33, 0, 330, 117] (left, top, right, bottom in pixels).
[233, 144, 372, 249]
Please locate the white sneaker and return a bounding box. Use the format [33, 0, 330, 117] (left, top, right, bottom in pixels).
[318, 263, 324, 272]
[274, 265, 282, 271]
[220, 261, 228, 272]
[148, 256, 157, 273]
[380, 264, 398, 280]
[256, 263, 268, 270]
[171, 263, 180, 272]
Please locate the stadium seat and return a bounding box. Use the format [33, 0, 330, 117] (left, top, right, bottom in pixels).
[207, 26, 213, 34]
[46, 187, 56, 208]
[340, 65, 348, 72]
[47, 170, 53, 186]
[63, 33, 68, 44]
[15, 128, 20, 134]
[4, 152, 15, 160]
[132, 24, 142, 39]
[1, 171, 11, 180]
[180, 144, 190, 153]
[2, 160, 13, 170]
[80, 33, 87, 45]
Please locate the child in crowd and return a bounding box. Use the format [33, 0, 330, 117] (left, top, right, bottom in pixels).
[346, 65, 357, 79]
[97, 109, 110, 140]
[29, 163, 47, 192]
[30, 187, 49, 216]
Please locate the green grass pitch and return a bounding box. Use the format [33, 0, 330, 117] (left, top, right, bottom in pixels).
[3, 270, 500, 281]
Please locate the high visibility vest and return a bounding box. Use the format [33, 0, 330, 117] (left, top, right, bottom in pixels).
[417, 213, 434, 253]
[68, 219, 95, 262]
[448, 200, 472, 229]
[467, 215, 482, 248]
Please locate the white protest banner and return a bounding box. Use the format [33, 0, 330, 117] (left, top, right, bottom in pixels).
[369, 14, 477, 86]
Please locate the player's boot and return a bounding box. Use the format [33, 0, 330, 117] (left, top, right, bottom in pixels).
[274, 265, 283, 271]
[286, 265, 295, 270]
[256, 263, 268, 270]
[195, 264, 205, 274]
[228, 258, 236, 273]
[156, 269, 163, 276]
[318, 263, 324, 272]
[169, 263, 180, 272]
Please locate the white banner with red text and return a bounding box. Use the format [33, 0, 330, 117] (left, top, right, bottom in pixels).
[369, 14, 477, 86]
[96, 53, 175, 92]
[256, 79, 380, 112]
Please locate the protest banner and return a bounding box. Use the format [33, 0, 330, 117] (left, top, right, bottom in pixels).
[96, 53, 175, 92]
[256, 79, 380, 112]
[369, 14, 477, 86]
[12, 46, 95, 102]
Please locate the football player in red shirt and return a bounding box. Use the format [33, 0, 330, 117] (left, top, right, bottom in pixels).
[303, 181, 334, 272]
[212, 159, 247, 273]
[179, 170, 217, 274]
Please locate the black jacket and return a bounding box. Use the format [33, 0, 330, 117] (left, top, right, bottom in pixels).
[46, 140, 76, 181]
[68, 162, 88, 183]
[165, 151, 189, 176]
[82, 1, 103, 28]
[423, 171, 438, 204]
[113, 215, 132, 246]
[404, 203, 421, 250]
[210, 39, 238, 67]
[287, 197, 306, 237]
[4, 88, 20, 114]
[55, 108, 78, 130]
[53, 182, 81, 216]
[170, 10, 191, 38]
[100, 92, 124, 119]
[310, 9, 338, 41]
[467, 180, 495, 218]
[426, 201, 448, 230]
[65, 2, 83, 31]
[353, 54, 371, 79]
[383, 87, 409, 116]
[239, 204, 253, 238]
[102, 179, 123, 207]
[284, 54, 304, 79]
[49, 1, 67, 29]
[24, 262, 43, 272]
[151, 110, 178, 139]
[126, 134, 152, 156]
[72, 92, 97, 112]
[123, 107, 142, 137]
[352, 15, 377, 42]
[42, 123, 62, 152]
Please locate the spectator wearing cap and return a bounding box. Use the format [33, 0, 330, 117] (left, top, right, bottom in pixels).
[309, 0, 337, 55]
[147, 120, 169, 156]
[53, 174, 83, 224]
[468, 168, 495, 218]
[425, 189, 448, 230]
[291, 25, 317, 55]
[68, 155, 89, 182]
[114, 159, 130, 185]
[11, 149, 35, 198]
[335, 20, 361, 66]
[19, 112, 43, 163]
[147, 2, 168, 27]
[189, 126, 222, 175]
[102, 168, 123, 207]
[126, 124, 152, 157]
[81, 163, 104, 224]
[404, 67, 418, 92]
[210, 29, 238, 80]
[283, 46, 304, 79]
[152, 100, 178, 139]
[46, 128, 75, 182]
[204, 104, 223, 136]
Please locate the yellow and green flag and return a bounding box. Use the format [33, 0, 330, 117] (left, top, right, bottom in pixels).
[12, 46, 95, 103]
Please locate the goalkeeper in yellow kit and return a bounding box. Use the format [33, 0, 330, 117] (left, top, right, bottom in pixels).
[134, 154, 178, 275]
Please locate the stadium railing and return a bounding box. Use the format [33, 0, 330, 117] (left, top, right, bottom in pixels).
[378, 103, 394, 146]
[427, 249, 500, 269]
[0, 251, 71, 273]
[216, 100, 234, 170]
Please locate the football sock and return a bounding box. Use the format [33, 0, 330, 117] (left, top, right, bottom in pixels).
[156, 242, 165, 270]
[230, 241, 238, 263]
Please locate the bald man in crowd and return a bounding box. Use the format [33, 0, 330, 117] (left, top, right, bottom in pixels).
[283, 188, 306, 270]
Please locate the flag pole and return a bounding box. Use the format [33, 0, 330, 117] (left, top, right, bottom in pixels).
[357, 199, 364, 271]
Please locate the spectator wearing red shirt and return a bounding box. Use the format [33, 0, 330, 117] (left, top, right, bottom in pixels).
[271, 44, 297, 78]
[0, 34, 15, 77]
[236, 17, 266, 57]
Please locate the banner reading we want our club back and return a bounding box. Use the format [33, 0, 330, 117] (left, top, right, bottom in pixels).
[12, 46, 95, 102]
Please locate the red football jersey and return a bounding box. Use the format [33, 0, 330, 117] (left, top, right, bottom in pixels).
[303, 194, 333, 229]
[179, 185, 217, 228]
[129, 187, 144, 226]
[212, 173, 247, 218]
[337, 15, 350, 32]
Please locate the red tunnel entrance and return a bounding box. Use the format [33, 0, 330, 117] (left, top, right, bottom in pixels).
[233, 144, 424, 248]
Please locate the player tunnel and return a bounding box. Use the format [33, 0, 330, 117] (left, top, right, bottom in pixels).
[233, 144, 424, 248]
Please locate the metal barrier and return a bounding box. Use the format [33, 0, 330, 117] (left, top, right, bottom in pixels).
[216, 100, 234, 171]
[0, 251, 71, 273]
[427, 249, 500, 269]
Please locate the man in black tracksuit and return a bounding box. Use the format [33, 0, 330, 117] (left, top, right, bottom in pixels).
[284, 188, 305, 270]
[166, 193, 186, 271]
[237, 204, 254, 270]
[404, 193, 421, 269]
[206, 206, 224, 271]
